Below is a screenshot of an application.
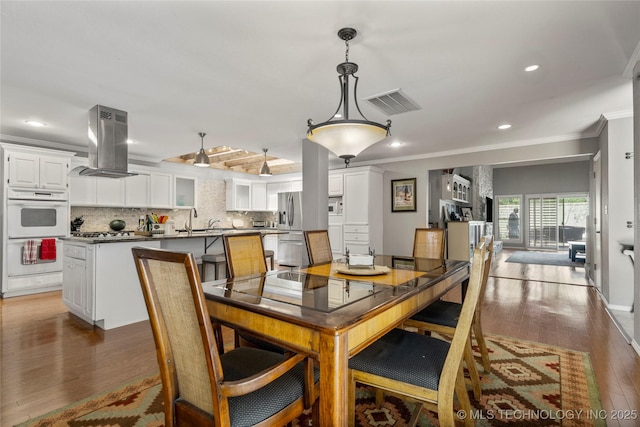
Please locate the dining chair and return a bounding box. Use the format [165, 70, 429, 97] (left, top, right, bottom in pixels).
[223, 232, 286, 353]
[404, 235, 494, 399]
[131, 247, 319, 427]
[347, 242, 487, 427]
[304, 229, 333, 265]
[412, 228, 446, 259]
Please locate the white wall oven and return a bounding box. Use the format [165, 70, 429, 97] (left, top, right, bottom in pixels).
[7, 189, 68, 238]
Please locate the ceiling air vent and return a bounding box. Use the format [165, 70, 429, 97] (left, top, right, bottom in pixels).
[364, 88, 421, 116]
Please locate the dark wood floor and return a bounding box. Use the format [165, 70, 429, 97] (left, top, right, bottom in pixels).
[2, 249, 639, 426]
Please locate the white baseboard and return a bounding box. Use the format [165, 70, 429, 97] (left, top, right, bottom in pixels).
[607, 303, 633, 312]
[632, 339, 640, 358]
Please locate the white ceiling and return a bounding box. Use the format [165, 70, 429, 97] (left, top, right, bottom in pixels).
[2, 1, 639, 170]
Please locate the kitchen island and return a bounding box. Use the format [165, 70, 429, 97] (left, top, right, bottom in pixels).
[60, 229, 285, 330]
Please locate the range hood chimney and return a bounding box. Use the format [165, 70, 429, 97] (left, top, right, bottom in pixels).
[70, 105, 137, 178]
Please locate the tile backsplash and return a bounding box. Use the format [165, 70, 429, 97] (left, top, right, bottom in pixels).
[70, 178, 276, 233]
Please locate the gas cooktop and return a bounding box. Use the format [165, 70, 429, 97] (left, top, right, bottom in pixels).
[72, 231, 134, 238]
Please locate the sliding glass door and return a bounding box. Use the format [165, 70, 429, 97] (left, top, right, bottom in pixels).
[527, 195, 558, 249]
[525, 194, 589, 250]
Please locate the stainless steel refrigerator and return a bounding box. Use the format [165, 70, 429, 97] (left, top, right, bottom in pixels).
[277, 191, 305, 266]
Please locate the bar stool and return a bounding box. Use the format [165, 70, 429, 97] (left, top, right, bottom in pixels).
[265, 250, 275, 270]
[201, 253, 227, 281]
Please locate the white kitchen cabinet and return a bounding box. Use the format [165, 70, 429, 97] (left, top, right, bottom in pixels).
[328, 173, 344, 196]
[226, 178, 251, 211]
[175, 176, 196, 208]
[344, 172, 370, 224]
[291, 179, 302, 192]
[328, 224, 343, 257]
[62, 243, 94, 323]
[96, 178, 125, 206]
[251, 182, 267, 211]
[334, 166, 383, 255]
[442, 173, 471, 203]
[267, 182, 280, 211]
[70, 176, 97, 205]
[4, 147, 70, 190]
[125, 173, 150, 207]
[150, 173, 172, 208]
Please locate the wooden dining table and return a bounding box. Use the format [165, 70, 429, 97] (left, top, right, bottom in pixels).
[202, 255, 469, 426]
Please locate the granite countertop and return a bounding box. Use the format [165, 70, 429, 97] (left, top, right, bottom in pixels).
[61, 228, 287, 244]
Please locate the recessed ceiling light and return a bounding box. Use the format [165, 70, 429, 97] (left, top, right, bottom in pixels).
[525, 64, 540, 72]
[25, 120, 46, 127]
[389, 141, 402, 147]
[497, 124, 512, 130]
[126, 139, 134, 144]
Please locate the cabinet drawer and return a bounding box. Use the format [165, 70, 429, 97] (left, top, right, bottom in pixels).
[64, 245, 86, 260]
[344, 232, 368, 242]
[344, 225, 369, 234]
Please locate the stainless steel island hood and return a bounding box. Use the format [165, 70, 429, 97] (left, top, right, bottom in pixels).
[70, 105, 137, 178]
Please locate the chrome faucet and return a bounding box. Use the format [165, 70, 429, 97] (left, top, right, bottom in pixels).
[208, 218, 220, 229]
[185, 208, 198, 234]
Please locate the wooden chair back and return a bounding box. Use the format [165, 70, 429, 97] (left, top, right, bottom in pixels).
[476, 235, 494, 324]
[223, 232, 268, 278]
[132, 247, 222, 426]
[304, 230, 333, 265]
[132, 246, 318, 426]
[413, 228, 446, 259]
[437, 241, 487, 424]
[348, 242, 487, 427]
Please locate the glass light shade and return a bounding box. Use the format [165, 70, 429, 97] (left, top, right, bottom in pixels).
[307, 121, 388, 158]
[194, 149, 210, 167]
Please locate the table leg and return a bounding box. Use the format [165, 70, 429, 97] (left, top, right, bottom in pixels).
[319, 332, 348, 426]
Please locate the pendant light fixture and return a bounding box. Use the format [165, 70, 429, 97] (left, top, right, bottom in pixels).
[259, 148, 272, 176]
[193, 132, 210, 167]
[307, 27, 391, 167]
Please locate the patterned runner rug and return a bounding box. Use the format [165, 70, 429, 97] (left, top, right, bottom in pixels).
[15, 334, 604, 427]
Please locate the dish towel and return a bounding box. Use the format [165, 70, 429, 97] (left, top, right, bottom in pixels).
[40, 238, 57, 261]
[23, 240, 39, 264]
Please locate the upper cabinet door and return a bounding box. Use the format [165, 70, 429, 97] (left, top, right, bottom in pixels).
[8, 152, 40, 188]
[251, 182, 267, 211]
[328, 173, 343, 196]
[8, 152, 69, 190]
[150, 173, 172, 208]
[125, 174, 150, 207]
[39, 155, 69, 190]
[174, 176, 196, 209]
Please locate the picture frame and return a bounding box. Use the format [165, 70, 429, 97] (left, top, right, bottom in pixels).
[391, 178, 417, 212]
[392, 256, 415, 270]
[461, 207, 473, 221]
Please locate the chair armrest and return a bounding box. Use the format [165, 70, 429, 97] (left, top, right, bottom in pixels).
[220, 352, 306, 397]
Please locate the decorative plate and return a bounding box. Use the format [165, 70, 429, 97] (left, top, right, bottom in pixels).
[335, 265, 391, 276]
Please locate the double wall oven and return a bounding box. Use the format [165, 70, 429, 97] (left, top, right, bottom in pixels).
[4, 188, 68, 296]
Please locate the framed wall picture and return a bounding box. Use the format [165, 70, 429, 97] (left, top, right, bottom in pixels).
[461, 207, 473, 221]
[391, 178, 417, 212]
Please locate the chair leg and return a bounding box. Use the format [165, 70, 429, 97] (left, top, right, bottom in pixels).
[348, 372, 356, 427]
[473, 320, 491, 373]
[464, 336, 482, 400]
[455, 365, 474, 427]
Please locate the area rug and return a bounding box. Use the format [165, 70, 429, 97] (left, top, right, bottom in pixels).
[15, 334, 604, 427]
[506, 251, 584, 267]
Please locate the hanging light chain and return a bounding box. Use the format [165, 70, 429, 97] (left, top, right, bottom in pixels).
[344, 36, 350, 62]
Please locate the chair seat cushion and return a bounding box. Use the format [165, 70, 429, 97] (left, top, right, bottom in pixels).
[221, 347, 319, 425]
[348, 328, 450, 390]
[410, 299, 461, 328]
[201, 253, 226, 263]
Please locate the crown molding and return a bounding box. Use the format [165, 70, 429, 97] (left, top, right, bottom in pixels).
[623, 39, 640, 79]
